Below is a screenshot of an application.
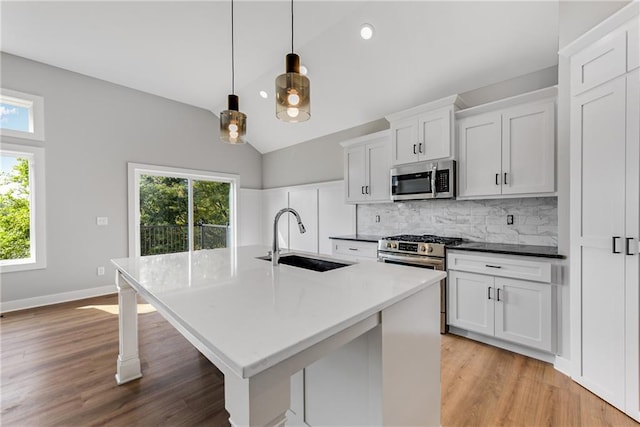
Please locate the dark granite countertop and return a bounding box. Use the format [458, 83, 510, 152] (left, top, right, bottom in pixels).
[450, 242, 565, 259]
[329, 234, 384, 243]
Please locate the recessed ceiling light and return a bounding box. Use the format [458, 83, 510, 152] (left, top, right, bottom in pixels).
[259, 90, 268, 99]
[360, 23, 374, 40]
[300, 65, 308, 75]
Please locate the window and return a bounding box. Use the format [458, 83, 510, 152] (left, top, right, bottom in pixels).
[128, 163, 238, 257]
[0, 89, 45, 141]
[0, 143, 46, 272]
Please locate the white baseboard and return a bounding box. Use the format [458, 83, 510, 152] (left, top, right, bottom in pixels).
[553, 355, 571, 377]
[1, 285, 117, 313]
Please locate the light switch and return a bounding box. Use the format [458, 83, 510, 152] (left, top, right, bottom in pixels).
[97, 217, 109, 226]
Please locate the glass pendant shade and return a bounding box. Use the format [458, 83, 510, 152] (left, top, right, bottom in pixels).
[220, 94, 247, 144]
[276, 53, 310, 123]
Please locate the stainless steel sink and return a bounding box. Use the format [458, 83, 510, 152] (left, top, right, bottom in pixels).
[256, 254, 351, 272]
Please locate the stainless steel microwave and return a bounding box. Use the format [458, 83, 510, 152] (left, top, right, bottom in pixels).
[390, 160, 456, 201]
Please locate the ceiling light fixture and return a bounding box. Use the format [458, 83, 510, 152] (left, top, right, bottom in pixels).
[360, 23, 374, 40]
[275, 0, 310, 123]
[220, 0, 246, 144]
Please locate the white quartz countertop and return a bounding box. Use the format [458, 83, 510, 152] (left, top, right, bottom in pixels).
[111, 245, 445, 379]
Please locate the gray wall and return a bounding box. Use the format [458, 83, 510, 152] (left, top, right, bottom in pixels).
[0, 53, 262, 304]
[262, 65, 558, 189]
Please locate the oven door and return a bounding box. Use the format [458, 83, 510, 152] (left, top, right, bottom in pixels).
[378, 251, 448, 334]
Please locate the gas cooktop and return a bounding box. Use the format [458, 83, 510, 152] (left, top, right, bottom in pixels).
[381, 234, 464, 246]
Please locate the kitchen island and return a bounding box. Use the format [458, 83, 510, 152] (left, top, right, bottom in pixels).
[111, 245, 445, 426]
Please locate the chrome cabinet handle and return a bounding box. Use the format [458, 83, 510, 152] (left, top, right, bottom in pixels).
[496, 288, 501, 302]
[626, 237, 635, 255]
[612, 236, 621, 254]
[487, 286, 492, 300]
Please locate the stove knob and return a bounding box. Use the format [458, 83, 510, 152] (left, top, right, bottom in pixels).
[392, 243, 397, 249]
[386, 242, 392, 249]
[427, 246, 434, 253]
[420, 245, 427, 252]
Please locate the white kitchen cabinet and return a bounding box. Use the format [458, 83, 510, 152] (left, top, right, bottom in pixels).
[331, 239, 378, 262]
[341, 130, 391, 204]
[561, 2, 639, 420]
[457, 89, 556, 198]
[318, 183, 356, 255]
[386, 95, 465, 166]
[447, 251, 555, 353]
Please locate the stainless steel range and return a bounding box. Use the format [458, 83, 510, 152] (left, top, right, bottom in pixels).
[378, 234, 463, 334]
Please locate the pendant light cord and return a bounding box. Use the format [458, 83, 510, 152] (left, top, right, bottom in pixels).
[231, 0, 235, 94]
[290, 0, 294, 53]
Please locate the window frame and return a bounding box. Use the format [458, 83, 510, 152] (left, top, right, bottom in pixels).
[0, 88, 45, 141]
[128, 163, 239, 257]
[0, 142, 47, 272]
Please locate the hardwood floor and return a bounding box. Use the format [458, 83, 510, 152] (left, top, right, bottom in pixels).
[1, 294, 637, 426]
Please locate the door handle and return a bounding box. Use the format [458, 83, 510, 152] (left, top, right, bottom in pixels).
[504, 172, 508, 185]
[487, 286, 492, 300]
[419, 143, 423, 154]
[496, 288, 501, 302]
[485, 264, 502, 269]
[365, 185, 369, 194]
[495, 173, 500, 186]
[413, 144, 417, 154]
[626, 237, 635, 255]
[431, 164, 437, 198]
[361, 186, 365, 195]
[612, 236, 621, 254]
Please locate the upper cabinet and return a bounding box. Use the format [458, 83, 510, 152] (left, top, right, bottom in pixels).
[386, 95, 466, 166]
[456, 87, 557, 199]
[341, 130, 391, 204]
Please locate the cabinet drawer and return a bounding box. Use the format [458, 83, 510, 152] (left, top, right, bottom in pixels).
[332, 240, 378, 260]
[571, 29, 626, 94]
[447, 252, 551, 283]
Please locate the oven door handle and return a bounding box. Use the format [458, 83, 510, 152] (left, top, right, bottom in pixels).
[379, 253, 445, 269]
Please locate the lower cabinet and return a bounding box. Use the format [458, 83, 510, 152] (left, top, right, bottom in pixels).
[447, 251, 555, 353]
[330, 239, 378, 262]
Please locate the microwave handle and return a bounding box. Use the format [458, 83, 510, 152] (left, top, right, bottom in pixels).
[431, 164, 437, 198]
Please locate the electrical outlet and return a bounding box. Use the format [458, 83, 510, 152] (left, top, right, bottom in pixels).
[97, 217, 109, 226]
[97, 266, 105, 276]
[507, 215, 514, 225]
[375, 215, 381, 223]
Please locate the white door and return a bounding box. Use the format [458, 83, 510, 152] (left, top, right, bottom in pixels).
[391, 116, 419, 166]
[418, 107, 451, 161]
[494, 277, 553, 352]
[571, 76, 627, 409]
[366, 139, 391, 202]
[345, 145, 367, 203]
[457, 112, 502, 197]
[501, 101, 555, 195]
[289, 188, 318, 254]
[448, 270, 494, 336]
[318, 183, 356, 255]
[624, 69, 640, 420]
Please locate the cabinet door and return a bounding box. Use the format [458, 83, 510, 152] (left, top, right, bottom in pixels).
[494, 277, 553, 352]
[345, 145, 367, 203]
[318, 183, 356, 255]
[262, 189, 289, 249]
[571, 77, 627, 408]
[288, 188, 318, 253]
[457, 112, 502, 197]
[366, 139, 391, 202]
[448, 270, 494, 336]
[628, 20, 639, 71]
[570, 29, 626, 94]
[501, 101, 555, 195]
[391, 116, 419, 166]
[418, 107, 451, 161]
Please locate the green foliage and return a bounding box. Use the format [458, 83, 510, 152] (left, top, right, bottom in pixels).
[139, 175, 189, 226]
[0, 158, 31, 260]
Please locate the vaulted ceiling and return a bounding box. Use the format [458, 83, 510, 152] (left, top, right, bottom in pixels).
[1, 1, 559, 153]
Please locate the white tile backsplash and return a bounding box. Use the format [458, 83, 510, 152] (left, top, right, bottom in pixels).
[357, 197, 558, 246]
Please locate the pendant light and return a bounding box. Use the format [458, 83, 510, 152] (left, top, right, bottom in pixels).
[220, 0, 246, 144]
[275, 0, 310, 123]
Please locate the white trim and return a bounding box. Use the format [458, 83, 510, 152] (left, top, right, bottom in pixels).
[554, 355, 571, 377]
[0, 142, 46, 273]
[127, 162, 239, 257]
[0, 285, 116, 314]
[0, 88, 45, 142]
[455, 86, 558, 119]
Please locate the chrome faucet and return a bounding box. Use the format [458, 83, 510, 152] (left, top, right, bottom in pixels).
[272, 208, 306, 266]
